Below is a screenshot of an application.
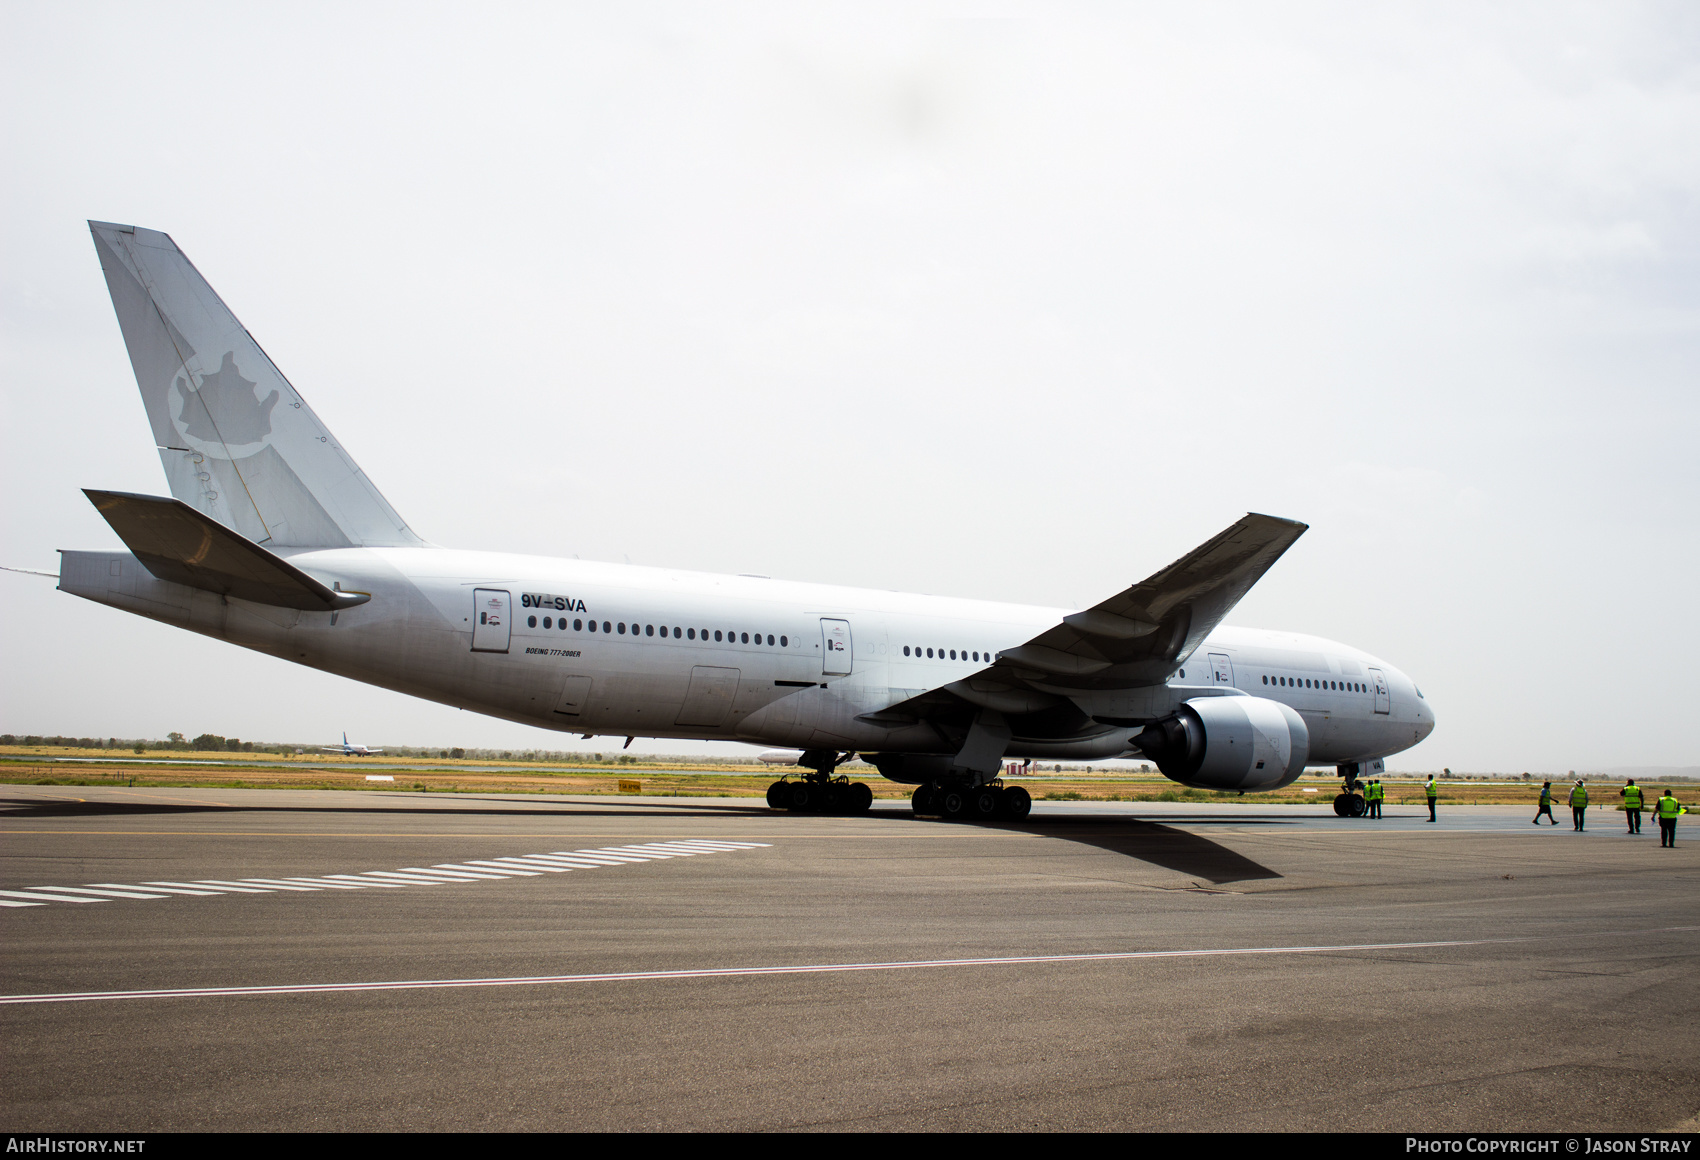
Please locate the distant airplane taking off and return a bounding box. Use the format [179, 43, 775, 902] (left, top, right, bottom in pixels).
[322, 733, 383, 756]
[60, 223, 1434, 821]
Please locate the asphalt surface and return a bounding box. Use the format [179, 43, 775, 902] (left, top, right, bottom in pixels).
[2, 786, 1696, 1132]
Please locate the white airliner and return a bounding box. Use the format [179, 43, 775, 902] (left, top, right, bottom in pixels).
[61, 222, 1434, 821]
[322, 733, 383, 756]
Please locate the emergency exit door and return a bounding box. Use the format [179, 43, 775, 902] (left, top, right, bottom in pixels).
[472, 589, 511, 652]
[821, 618, 853, 676]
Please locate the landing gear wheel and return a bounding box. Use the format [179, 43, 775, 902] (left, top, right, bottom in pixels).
[765, 780, 787, 810]
[971, 789, 1000, 820]
[911, 785, 936, 817]
[1002, 785, 1032, 821]
[939, 788, 968, 820]
[1348, 792, 1367, 817]
[1333, 793, 1352, 817]
[787, 782, 814, 811]
[850, 782, 874, 813]
[820, 782, 843, 813]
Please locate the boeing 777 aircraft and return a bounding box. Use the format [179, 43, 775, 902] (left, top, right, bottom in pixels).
[61, 222, 1434, 821]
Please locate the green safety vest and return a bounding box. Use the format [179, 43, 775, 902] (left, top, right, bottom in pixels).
[1570, 786, 1588, 807]
[1539, 786, 1551, 804]
[1426, 780, 1437, 799]
[1623, 786, 1643, 809]
[1373, 783, 1384, 801]
[1657, 796, 1682, 819]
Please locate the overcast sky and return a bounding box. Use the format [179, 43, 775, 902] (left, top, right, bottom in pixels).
[3, 3, 1696, 771]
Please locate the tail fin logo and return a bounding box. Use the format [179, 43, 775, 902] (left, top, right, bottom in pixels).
[174, 351, 280, 457]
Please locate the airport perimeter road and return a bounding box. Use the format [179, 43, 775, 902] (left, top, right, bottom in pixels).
[2, 787, 1696, 1133]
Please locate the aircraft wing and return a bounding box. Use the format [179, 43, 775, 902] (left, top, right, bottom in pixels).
[864, 513, 1307, 727]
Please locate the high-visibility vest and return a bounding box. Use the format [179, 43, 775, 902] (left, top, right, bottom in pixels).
[1426, 780, 1437, 799]
[1657, 796, 1682, 819]
[1374, 783, 1384, 802]
[1539, 786, 1551, 804]
[1623, 785, 1643, 809]
[1571, 786, 1588, 807]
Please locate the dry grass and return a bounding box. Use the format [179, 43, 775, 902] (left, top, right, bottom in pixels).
[4, 746, 1679, 807]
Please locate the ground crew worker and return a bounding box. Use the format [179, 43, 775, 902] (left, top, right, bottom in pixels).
[1369, 779, 1383, 819]
[1570, 779, 1588, 831]
[1621, 779, 1644, 835]
[1655, 789, 1685, 848]
[1425, 774, 1437, 822]
[1533, 780, 1557, 826]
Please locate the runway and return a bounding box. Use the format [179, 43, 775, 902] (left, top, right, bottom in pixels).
[3, 786, 1696, 1132]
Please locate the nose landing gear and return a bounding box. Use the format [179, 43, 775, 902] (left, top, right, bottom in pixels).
[1333, 762, 1367, 817]
[1332, 790, 1367, 817]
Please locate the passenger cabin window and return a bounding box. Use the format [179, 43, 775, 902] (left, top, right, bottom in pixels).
[527, 616, 537, 628]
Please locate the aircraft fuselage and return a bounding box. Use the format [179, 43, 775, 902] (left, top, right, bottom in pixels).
[59, 545, 1435, 771]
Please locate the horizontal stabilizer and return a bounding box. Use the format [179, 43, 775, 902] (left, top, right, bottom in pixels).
[82, 490, 368, 612]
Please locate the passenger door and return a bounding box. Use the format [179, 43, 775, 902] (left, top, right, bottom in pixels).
[1368, 666, 1390, 715]
[821, 618, 853, 676]
[1207, 652, 1235, 687]
[471, 589, 511, 653]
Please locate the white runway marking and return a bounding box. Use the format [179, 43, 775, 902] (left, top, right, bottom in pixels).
[3, 926, 1693, 1006]
[0, 841, 769, 910]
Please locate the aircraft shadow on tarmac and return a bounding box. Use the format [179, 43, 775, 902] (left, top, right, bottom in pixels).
[0, 797, 1282, 884]
[997, 817, 1284, 885]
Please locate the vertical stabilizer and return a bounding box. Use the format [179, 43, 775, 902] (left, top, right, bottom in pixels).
[88, 221, 423, 548]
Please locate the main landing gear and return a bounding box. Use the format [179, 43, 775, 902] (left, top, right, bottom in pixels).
[765, 749, 874, 814]
[765, 776, 873, 814]
[911, 781, 1031, 822]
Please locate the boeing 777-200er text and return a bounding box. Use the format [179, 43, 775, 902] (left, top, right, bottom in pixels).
[60, 222, 1434, 820]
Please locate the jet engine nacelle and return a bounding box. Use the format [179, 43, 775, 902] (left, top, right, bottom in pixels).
[1132, 696, 1309, 791]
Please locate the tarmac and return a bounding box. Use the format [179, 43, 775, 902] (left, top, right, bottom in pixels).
[2, 785, 1696, 1132]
